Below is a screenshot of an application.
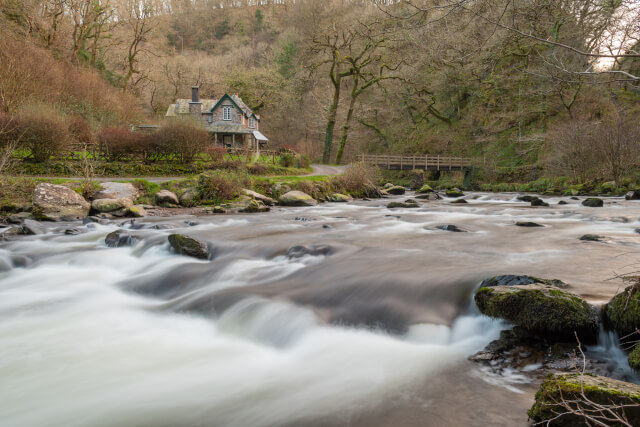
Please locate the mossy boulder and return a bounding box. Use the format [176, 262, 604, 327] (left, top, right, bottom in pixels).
[387, 200, 418, 208]
[240, 199, 269, 213]
[603, 284, 640, 341]
[475, 276, 599, 343]
[385, 186, 406, 195]
[329, 193, 352, 202]
[450, 198, 468, 204]
[32, 183, 90, 221]
[629, 345, 640, 370]
[531, 198, 549, 207]
[168, 234, 209, 259]
[582, 198, 603, 207]
[278, 191, 318, 206]
[92, 198, 133, 213]
[445, 188, 464, 197]
[416, 184, 434, 194]
[529, 373, 640, 425]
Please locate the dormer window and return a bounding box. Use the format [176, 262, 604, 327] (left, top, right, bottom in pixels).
[249, 117, 255, 128]
[223, 106, 232, 121]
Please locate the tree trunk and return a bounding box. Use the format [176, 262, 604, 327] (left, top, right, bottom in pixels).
[323, 77, 341, 164]
[335, 78, 358, 165]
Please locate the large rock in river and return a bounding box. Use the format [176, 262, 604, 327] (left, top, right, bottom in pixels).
[32, 183, 90, 221]
[625, 190, 640, 200]
[168, 234, 209, 259]
[475, 275, 599, 342]
[384, 186, 406, 195]
[278, 191, 318, 206]
[582, 197, 603, 207]
[603, 284, 640, 341]
[528, 373, 640, 426]
[92, 198, 133, 213]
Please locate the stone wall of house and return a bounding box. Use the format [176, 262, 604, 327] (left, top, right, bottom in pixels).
[211, 99, 243, 124]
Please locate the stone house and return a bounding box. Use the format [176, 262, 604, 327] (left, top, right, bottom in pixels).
[165, 86, 268, 149]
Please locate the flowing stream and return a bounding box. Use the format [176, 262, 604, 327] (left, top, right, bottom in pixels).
[1, 192, 639, 426]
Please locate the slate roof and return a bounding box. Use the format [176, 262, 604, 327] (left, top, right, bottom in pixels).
[166, 94, 260, 120]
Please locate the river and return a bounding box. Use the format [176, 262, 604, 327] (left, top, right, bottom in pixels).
[1, 192, 638, 426]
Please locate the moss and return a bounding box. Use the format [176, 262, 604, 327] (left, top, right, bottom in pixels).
[629, 345, 640, 370]
[529, 373, 640, 424]
[604, 283, 640, 339]
[475, 287, 599, 342]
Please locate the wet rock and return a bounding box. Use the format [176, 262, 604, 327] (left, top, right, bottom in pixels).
[92, 198, 133, 213]
[241, 199, 270, 213]
[278, 191, 318, 207]
[450, 198, 468, 204]
[516, 195, 537, 202]
[322, 224, 331, 229]
[21, 219, 45, 235]
[64, 228, 83, 235]
[242, 189, 275, 206]
[168, 234, 209, 259]
[387, 200, 418, 208]
[155, 190, 179, 206]
[603, 284, 640, 342]
[416, 184, 434, 194]
[128, 205, 147, 217]
[570, 196, 580, 200]
[515, 221, 544, 227]
[0, 256, 11, 272]
[184, 220, 199, 226]
[635, 228, 640, 234]
[361, 183, 382, 199]
[7, 212, 30, 224]
[32, 183, 90, 221]
[94, 182, 139, 200]
[445, 188, 464, 197]
[436, 224, 466, 232]
[383, 183, 395, 189]
[531, 198, 549, 207]
[329, 193, 352, 202]
[558, 200, 568, 205]
[579, 234, 602, 241]
[105, 230, 140, 248]
[11, 255, 31, 267]
[286, 245, 332, 258]
[385, 186, 406, 195]
[528, 373, 640, 426]
[83, 216, 109, 225]
[480, 275, 567, 289]
[582, 197, 604, 207]
[475, 276, 599, 343]
[625, 190, 640, 200]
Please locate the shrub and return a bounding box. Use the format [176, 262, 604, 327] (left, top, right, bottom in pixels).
[197, 170, 251, 203]
[279, 152, 295, 167]
[68, 116, 94, 145]
[296, 154, 311, 168]
[157, 120, 210, 164]
[206, 146, 227, 163]
[332, 161, 381, 196]
[98, 128, 145, 161]
[15, 106, 70, 163]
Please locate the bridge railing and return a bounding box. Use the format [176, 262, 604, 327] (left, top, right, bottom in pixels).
[359, 154, 473, 170]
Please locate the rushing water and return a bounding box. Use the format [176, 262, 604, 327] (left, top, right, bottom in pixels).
[1, 192, 639, 426]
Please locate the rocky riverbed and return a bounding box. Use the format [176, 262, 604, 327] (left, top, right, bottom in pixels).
[1, 189, 639, 426]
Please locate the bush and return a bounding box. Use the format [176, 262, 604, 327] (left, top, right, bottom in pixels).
[206, 146, 227, 163]
[332, 161, 381, 196]
[156, 120, 210, 164]
[98, 128, 146, 161]
[296, 154, 311, 168]
[68, 116, 94, 145]
[14, 106, 70, 163]
[197, 170, 251, 203]
[279, 152, 295, 167]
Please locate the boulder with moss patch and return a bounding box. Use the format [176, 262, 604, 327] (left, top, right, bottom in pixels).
[582, 198, 604, 207]
[416, 184, 434, 194]
[528, 373, 640, 425]
[278, 191, 318, 206]
[384, 186, 406, 195]
[445, 188, 465, 197]
[32, 183, 90, 221]
[329, 193, 352, 203]
[603, 284, 640, 341]
[92, 198, 133, 213]
[475, 275, 599, 342]
[168, 234, 209, 259]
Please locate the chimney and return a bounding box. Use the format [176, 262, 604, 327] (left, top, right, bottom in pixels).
[189, 86, 202, 116]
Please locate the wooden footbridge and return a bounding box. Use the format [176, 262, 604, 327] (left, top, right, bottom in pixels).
[359, 154, 473, 171]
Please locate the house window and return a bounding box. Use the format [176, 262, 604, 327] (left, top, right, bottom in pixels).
[223, 106, 232, 121]
[249, 117, 255, 128]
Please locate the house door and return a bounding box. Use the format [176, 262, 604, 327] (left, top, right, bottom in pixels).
[223, 135, 232, 147]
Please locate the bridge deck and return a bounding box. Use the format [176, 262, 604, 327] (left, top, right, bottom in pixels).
[360, 154, 472, 171]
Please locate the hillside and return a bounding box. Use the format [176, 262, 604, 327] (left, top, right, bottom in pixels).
[1, 0, 639, 183]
